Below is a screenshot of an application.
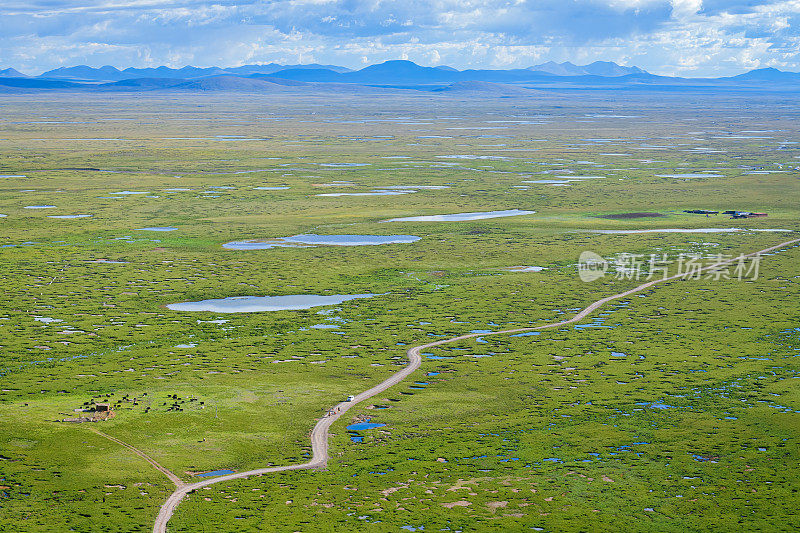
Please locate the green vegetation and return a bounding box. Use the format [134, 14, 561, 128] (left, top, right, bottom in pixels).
[1, 91, 798, 532]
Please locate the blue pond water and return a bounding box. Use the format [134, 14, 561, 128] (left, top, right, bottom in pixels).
[197, 469, 235, 477]
[224, 234, 420, 249]
[636, 402, 676, 409]
[510, 331, 540, 337]
[347, 422, 387, 431]
[383, 209, 535, 223]
[168, 293, 377, 313]
[348, 418, 386, 442]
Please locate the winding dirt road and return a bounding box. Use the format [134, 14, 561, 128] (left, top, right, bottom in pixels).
[151, 237, 799, 532]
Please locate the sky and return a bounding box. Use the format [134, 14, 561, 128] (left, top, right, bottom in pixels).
[2, 0, 799, 77]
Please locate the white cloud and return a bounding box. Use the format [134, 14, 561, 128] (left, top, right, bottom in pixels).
[0, 0, 798, 75]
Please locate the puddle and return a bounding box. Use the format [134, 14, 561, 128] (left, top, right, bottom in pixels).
[504, 266, 545, 272]
[317, 191, 410, 197]
[168, 293, 378, 313]
[384, 209, 534, 222]
[196, 469, 235, 477]
[636, 402, 676, 409]
[34, 317, 63, 324]
[224, 234, 420, 249]
[136, 227, 177, 232]
[24, 205, 56, 209]
[378, 185, 450, 190]
[48, 214, 92, 219]
[510, 331, 540, 337]
[253, 186, 290, 190]
[111, 191, 149, 195]
[347, 421, 387, 430]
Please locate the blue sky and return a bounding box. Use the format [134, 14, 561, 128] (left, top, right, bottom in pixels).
[2, 0, 799, 76]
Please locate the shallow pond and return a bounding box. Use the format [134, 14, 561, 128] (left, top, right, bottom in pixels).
[224, 234, 420, 249]
[317, 190, 409, 197]
[504, 266, 545, 272]
[378, 185, 450, 190]
[384, 209, 534, 222]
[347, 421, 386, 431]
[168, 293, 378, 313]
[136, 227, 177, 232]
[196, 469, 235, 477]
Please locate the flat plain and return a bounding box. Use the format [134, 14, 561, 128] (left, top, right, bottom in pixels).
[1, 90, 799, 532]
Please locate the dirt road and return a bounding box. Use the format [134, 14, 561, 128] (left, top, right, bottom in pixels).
[152, 237, 799, 532]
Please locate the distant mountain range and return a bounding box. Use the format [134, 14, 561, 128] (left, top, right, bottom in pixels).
[528, 61, 645, 76]
[1, 60, 645, 82]
[728, 67, 800, 82]
[26, 63, 353, 82]
[0, 60, 798, 94]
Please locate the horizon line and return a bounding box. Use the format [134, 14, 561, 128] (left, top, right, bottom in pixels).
[2, 59, 795, 80]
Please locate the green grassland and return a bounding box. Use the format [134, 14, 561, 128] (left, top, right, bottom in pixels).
[0, 91, 799, 532]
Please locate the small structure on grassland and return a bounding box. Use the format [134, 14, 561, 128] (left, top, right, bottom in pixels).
[685, 209, 767, 219]
[61, 403, 115, 423]
[684, 209, 719, 215]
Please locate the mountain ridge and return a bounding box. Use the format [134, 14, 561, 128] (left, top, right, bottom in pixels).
[2, 61, 799, 94]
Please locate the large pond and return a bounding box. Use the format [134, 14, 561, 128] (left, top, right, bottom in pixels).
[167, 293, 378, 312]
[223, 234, 421, 249]
[384, 209, 535, 222]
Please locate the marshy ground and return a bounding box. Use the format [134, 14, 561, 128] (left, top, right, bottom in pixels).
[0, 90, 799, 532]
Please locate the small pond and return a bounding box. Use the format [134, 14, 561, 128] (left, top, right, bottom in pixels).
[168, 293, 378, 313]
[196, 469, 235, 477]
[223, 234, 420, 249]
[384, 209, 534, 222]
